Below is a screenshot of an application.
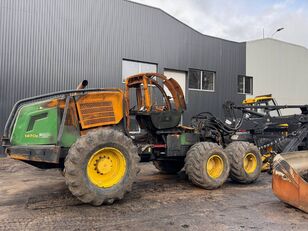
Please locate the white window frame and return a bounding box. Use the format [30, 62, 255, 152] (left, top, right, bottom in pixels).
[188, 69, 215, 92]
[238, 75, 253, 95]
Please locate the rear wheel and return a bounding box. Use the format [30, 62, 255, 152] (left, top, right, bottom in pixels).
[185, 142, 230, 189]
[153, 159, 184, 174]
[226, 141, 262, 184]
[64, 128, 139, 205]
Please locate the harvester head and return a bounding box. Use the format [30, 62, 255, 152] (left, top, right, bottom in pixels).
[272, 151, 308, 213]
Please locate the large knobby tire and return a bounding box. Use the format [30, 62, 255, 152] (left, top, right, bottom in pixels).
[64, 128, 139, 206]
[185, 142, 230, 189]
[153, 159, 184, 174]
[226, 141, 262, 184]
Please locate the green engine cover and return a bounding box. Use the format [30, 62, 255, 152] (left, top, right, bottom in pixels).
[11, 102, 59, 145]
[11, 100, 79, 147]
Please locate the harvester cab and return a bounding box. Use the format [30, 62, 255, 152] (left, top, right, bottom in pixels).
[124, 73, 186, 131]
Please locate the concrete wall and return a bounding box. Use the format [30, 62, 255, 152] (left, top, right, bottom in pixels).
[246, 38, 308, 114]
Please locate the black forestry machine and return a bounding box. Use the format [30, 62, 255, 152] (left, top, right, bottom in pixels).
[191, 95, 308, 172]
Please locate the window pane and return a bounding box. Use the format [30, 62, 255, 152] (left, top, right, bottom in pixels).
[238, 75, 244, 93]
[122, 60, 139, 80]
[245, 77, 253, 94]
[140, 63, 157, 73]
[189, 69, 201, 89]
[202, 71, 215, 91]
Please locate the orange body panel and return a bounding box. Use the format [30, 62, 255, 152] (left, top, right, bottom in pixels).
[142, 76, 151, 111]
[76, 91, 124, 129]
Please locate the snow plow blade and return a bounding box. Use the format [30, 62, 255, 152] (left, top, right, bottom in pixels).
[272, 151, 308, 213]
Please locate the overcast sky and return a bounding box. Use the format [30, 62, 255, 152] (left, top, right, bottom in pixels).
[132, 0, 308, 48]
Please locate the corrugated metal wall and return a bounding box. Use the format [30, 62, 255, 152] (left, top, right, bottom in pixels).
[0, 0, 245, 136]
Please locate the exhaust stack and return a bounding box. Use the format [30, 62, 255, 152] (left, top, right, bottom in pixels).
[76, 80, 88, 90]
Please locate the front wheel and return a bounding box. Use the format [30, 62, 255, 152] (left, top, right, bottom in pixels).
[64, 128, 140, 205]
[185, 142, 230, 189]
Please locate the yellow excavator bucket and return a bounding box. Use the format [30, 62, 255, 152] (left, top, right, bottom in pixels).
[272, 151, 308, 213]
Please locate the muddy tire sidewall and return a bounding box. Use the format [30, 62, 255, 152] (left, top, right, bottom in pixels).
[64, 128, 139, 205]
[185, 142, 230, 189]
[226, 141, 262, 184]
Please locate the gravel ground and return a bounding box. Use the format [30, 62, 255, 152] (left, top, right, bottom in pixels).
[0, 157, 307, 231]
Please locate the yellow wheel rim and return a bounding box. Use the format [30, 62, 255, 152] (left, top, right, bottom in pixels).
[261, 153, 271, 172]
[243, 153, 257, 174]
[206, 155, 224, 179]
[87, 147, 126, 188]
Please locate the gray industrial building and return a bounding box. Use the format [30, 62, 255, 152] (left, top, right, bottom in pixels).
[0, 0, 247, 135]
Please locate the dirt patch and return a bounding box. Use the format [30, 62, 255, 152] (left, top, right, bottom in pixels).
[0, 157, 308, 230]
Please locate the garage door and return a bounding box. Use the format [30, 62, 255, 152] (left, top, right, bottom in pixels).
[164, 70, 186, 99]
